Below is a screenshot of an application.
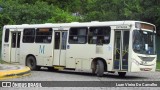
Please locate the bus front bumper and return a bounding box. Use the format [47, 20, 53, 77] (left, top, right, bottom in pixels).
[130, 61, 156, 72]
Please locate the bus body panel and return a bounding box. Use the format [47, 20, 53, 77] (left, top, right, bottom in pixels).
[24, 44, 53, 66]
[1, 21, 157, 74]
[66, 43, 113, 70]
[130, 52, 157, 72]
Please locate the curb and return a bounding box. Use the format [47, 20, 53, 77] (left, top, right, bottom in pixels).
[0, 66, 31, 80]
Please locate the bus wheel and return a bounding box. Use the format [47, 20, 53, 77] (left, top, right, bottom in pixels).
[95, 60, 104, 77]
[91, 62, 96, 74]
[92, 68, 96, 74]
[26, 56, 37, 70]
[118, 72, 126, 77]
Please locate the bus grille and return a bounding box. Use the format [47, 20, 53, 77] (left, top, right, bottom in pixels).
[138, 56, 155, 62]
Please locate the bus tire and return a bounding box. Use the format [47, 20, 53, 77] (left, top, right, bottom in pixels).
[26, 56, 37, 70]
[92, 68, 96, 74]
[118, 72, 126, 77]
[95, 60, 104, 77]
[91, 62, 96, 74]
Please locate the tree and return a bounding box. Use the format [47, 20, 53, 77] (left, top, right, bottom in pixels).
[47, 8, 79, 23]
[0, 0, 55, 24]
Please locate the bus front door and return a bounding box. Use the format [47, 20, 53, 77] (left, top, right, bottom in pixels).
[114, 30, 129, 70]
[54, 31, 68, 66]
[11, 32, 21, 62]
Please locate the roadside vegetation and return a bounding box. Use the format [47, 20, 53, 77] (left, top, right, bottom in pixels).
[0, 60, 8, 64]
[157, 61, 160, 70]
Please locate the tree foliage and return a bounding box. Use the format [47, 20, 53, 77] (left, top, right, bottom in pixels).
[0, 0, 160, 32]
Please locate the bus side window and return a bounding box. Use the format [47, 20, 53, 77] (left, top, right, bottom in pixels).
[23, 28, 35, 43]
[35, 28, 52, 43]
[43, 36, 52, 43]
[69, 27, 88, 44]
[4, 29, 10, 43]
[78, 28, 87, 43]
[88, 26, 111, 44]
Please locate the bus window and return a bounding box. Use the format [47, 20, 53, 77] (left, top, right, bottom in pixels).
[61, 32, 67, 49]
[17, 32, 21, 48]
[35, 28, 52, 43]
[69, 27, 88, 44]
[4, 29, 9, 42]
[88, 26, 111, 44]
[23, 28, 35, 43]
[54, 32, 60, 49]
[11, 33, 16, 48]
[133, 30, 156, 55]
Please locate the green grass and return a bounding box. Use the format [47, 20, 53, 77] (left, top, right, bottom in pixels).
[156, 61, 160, 70]
[0, 60, 9, 64]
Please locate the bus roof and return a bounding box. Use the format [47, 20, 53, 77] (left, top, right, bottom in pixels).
[3, 20, 155, 29]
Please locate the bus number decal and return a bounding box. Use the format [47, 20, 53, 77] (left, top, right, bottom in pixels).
[39, 45, 45, 54]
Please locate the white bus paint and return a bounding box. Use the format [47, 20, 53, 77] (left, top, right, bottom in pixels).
[1, 21, 157, 77]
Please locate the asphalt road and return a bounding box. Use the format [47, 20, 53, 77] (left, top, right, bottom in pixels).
[1, 69, 160, 90]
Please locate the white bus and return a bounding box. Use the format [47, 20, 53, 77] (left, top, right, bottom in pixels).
[1, 21, 157, 77]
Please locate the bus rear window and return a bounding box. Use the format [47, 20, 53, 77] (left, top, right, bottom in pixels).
[4, 29, 10, 43]
[35, 28, 52, 43]
[88, 26, 111, 44]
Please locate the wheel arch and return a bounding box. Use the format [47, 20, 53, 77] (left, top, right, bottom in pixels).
[91, 57, 107, 72]
[25, 54, 37, 66]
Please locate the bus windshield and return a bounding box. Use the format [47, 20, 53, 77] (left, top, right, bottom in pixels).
[133, 30, 156, 55]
